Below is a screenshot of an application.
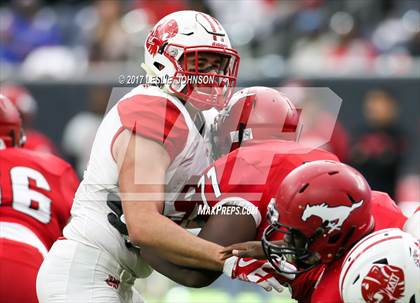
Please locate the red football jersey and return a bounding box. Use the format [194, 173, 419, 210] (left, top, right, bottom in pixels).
[289, 191, 408, 303]
[0, 147, 79, 250]
[172, 140, 338, 229]
[172, 140, 407, 302]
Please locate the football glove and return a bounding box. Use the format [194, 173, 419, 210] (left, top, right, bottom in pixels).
[223, 256, 296, 293]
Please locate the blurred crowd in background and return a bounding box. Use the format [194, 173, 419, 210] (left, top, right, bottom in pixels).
[0, 0, 419, 80]
[0, 1, 419, 302]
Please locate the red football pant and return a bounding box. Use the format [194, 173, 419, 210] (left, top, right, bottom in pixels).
[0, 238, 43, 303]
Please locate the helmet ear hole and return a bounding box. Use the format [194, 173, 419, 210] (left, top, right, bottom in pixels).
[352, 274, 360, 285]
[299, 183, 309, 193]
[372, 258, 388, 265]
[328, 171, 339, 175]
[347, 193, 357, 203]
[154, 62, 165, 71]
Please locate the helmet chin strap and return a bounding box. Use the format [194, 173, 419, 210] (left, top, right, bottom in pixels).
[141, 62, 187, 96]
[141, 62, 171, 93]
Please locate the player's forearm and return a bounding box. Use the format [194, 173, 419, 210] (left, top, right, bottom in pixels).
[129, 213, 224, 271]
[141, 246, 220, 287]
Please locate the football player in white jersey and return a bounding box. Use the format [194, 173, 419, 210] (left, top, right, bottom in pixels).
[340, 228, 420, 303]
[36, 10, 242, 303]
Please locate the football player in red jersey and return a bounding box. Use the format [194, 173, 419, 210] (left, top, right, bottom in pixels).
[0, 83, 59, 155]
[105, 86, 350, 292]
[109, 86, 412, 300]
[226, 160, 410, 302]
[0, 95, 79, 303]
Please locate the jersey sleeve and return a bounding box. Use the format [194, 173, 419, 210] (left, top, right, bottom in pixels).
[289, 265, 328, 303]
[117, 95, 189, 161]
[309, 261, 343, 303]
[201, 154, 267, 227]
[56, 164, 79, 230]
[371, 191, 408, 230]
[172, 155, 266, 226]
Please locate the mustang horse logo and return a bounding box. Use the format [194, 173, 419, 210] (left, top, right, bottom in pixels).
[301, 200, 364, 233]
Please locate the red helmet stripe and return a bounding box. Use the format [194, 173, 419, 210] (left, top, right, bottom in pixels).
[229, 94, 254, 153]
[210, 16, 223, 31]
[199, 13, 218, 41]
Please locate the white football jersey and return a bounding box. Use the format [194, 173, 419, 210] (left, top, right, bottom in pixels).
[63, 85, 210, 277]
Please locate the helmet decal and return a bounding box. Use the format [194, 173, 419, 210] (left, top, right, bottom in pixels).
[340, 229, 420, 303]
[301, 200, 364, 234]
[361, 264, 405, 303]
[146, 19, 179, 56]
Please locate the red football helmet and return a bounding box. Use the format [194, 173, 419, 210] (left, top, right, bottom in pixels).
[262, 160, 374, 274]
[0, 83, 37, 124]
[212, 86, 301, 157]
[0, 94, 24, 147]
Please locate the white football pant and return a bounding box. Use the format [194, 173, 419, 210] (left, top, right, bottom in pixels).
[36, 239, 144, 303]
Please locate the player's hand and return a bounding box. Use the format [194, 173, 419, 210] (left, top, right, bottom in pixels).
[106, 193, 138, 250]
[222, 256, 296, 293]
[107, 193, 129, 236]
[221, 241, 265, 260]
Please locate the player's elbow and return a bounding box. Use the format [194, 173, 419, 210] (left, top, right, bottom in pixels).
[125, 212, 163, 247]
[126, 223, 155, 247]
[127, 234, 142, 247]
[127, 229, 154, 247]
